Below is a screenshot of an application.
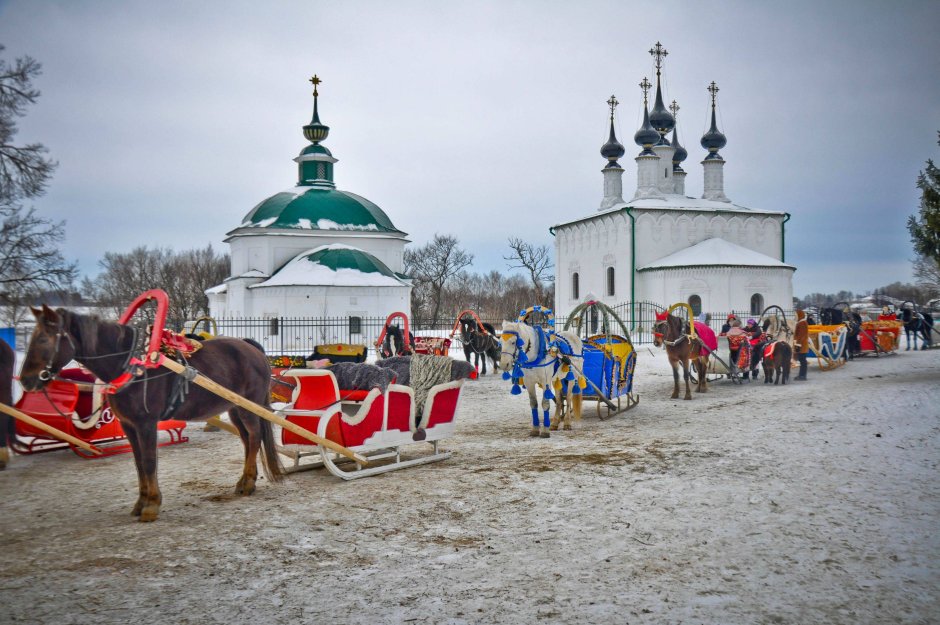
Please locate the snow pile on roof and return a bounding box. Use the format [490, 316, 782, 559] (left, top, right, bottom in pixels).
[205, 283, 228, 295]
[316, 218, 380, 231]
[639, 237, 795, 271]
[250, 244, 407, 288]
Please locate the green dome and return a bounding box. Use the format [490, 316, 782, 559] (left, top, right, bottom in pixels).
[239, 187, 403, 233]
[255, 244, 408, 288]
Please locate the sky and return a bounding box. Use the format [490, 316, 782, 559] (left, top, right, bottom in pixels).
[0, 0, 938, 299]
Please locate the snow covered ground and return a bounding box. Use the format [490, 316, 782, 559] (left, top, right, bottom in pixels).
[0, 347, 937, 624]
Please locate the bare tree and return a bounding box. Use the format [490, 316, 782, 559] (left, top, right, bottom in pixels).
[86, 245, 228, 328]
[504, 237, 553, 302]
[913, 254, 940, 299]
[404, 234, 473, 325]
[0, 46, 75, 324]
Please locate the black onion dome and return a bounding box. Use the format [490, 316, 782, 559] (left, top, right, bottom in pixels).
[700, 107, 727, 159]
[649, 79, 675, 135]
[601, 119, 626, 167]
[671, 127, 687, 164]
[634, 106, 660, 154]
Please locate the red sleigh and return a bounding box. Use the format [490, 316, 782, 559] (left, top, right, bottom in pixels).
[275, 369, 463, 479]
[13, 367, 188, 458]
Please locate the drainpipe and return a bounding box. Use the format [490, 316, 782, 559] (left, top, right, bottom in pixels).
[624, 206, 636, 328]
[781, 212, 791, 262]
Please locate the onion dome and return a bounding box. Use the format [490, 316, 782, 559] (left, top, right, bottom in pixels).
[239, 187, 403, 233]
[600, 95, 625, 168]
[303, 75, 329, 144]
[647, 43, 674, 140]
[669, 100, 687, 170]
[701, 81, 727, 160]
[633, 106, 659, 156]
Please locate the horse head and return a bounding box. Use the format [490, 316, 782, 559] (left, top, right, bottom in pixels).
[498, 321, 530, 372]
[652, 311, 679, 347]
[20, 306, 78, 391]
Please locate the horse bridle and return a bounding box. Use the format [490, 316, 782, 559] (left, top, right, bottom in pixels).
[653, 318, 690, 347]
[37, 317, 78, 382]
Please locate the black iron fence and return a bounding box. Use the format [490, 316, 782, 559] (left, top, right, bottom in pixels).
[4, 302, 795, 356]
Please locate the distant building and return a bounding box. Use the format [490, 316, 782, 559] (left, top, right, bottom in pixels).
[552, 43, 794, 321]
[207, 76, 411, 320]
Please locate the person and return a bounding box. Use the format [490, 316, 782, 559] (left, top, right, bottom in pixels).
[720, 313, 737, 336]
[725, 318, 747, 378]
[744, 318, 764, 380]
[794, 309, 809, 381]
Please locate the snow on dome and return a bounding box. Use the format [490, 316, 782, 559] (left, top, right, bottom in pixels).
[237, 187, 403, 233]
[250, 245, 408, 288]
[638, 237, 795, 271]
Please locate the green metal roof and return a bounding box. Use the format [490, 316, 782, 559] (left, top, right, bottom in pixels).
[240, 187, 403, 233]
[301, 246, 397, 275]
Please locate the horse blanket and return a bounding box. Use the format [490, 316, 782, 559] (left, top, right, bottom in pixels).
[693, 321, 718, 357]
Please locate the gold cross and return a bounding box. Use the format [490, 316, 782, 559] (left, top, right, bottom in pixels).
[649, 42, 668, 74]
[309, 74, 322, 96]
[607, 94, 618, 120]
[707, 81, 719, 106]
[639, 77, 651, 105]
[669, 100, 680, 119]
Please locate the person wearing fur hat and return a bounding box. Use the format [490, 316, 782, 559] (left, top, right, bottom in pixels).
[794, 309, 810, 380]
[720, 313, 738, 336]
[744, 318, 764, 380]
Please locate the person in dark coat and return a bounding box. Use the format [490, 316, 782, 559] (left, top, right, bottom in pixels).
[794, 309, 809, 380]
[720, 313, 738, 336]
[744, 318, 764, 380]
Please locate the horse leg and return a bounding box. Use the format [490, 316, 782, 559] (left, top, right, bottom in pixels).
[228, 408, 261, 495]
[527, 387, 540, 437]
[540, 389, 552, 438]
[670, 359, 680, 399]
[697, 357, 708, 393]
[682, 359, 693, 400]
[119, 415, 162, 522]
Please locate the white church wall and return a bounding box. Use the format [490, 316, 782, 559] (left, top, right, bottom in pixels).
[229, 233, 406, 277]
[246, 285, 410, 319]
[554, 213, 631, 314]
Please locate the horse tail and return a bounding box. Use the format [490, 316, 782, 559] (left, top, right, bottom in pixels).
[258, 418, 284, 483]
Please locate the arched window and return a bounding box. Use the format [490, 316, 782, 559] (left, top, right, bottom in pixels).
[688, 294, 702, 317]
[572, 272, 580, 300]
[606, 267, 615, 297]
[750, 293, 764, 316]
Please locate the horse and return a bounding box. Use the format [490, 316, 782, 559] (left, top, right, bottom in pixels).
[760, 318, 792, 384]
[652, 311, 711, 399]
[459, 317, 500, 375]
[380, 324, 414, 359]
[901, 306, 932, 351]
[19, 305, 283, 522]
[0, 339, 14, 470]
[499, 321, 583, 436]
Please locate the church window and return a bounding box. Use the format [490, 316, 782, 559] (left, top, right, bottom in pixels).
[750, 293, 764, 316]
[572, 272, 580, 300]
[348, 316, 362, 335]
[317, 163, 326, 179]
[688, 294, 702, 317]
[606, 267, 615, 296]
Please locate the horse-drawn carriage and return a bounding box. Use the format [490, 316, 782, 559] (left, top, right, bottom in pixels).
[376, 311, 452, 358]
[563, 301, 639, 417]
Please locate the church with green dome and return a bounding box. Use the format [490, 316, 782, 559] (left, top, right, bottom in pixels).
[206, 76, 412, 320]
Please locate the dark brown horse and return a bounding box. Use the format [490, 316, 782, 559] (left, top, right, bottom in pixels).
[652, 312, 708, 400]
[0, 339, 14, 470]
[761, 341, 792, 385]
[19, 305, 282, 521]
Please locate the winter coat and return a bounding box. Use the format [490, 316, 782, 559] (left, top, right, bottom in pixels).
[794, 310, 810, 354]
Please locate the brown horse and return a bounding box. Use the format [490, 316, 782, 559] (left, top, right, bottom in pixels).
[761, 341, 792, 385]
[652, 312, 708, 400]
[19, 305, 282, 522]
[0, 339, 14, 470]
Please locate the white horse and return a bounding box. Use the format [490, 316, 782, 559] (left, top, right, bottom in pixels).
[499, 321, 584, 437]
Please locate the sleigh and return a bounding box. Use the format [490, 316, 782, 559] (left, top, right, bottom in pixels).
[275, 369, 463, 479]
[807, 324, 849, 370]
[12, 367, 189, 458]
[858, 316, 902, 355]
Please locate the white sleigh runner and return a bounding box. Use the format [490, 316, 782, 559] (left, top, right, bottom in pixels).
[275, 369, 463, 479]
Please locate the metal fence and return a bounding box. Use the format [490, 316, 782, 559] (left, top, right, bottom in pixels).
[3, 302, 795, 356]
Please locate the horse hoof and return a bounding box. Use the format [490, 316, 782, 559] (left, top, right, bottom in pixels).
[684, 395, 692, 400]
[563, 425, 572, 431]
[529, 428, 540, 437]
[671, 393, 679, 399]
[539, 431, 551, 438]
[138, 508, 160, 522]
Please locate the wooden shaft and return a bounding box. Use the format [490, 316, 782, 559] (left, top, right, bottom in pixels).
[159, 358, 367, 464]
[206, 416, 240, 436]
[0, 402, 103, 455]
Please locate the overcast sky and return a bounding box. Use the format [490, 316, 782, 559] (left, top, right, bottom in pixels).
[1, 0, 938, 298]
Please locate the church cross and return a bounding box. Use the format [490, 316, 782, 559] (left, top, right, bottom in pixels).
[707, 81, 719, 106]
[669, 100, 680, 120]
[639, 77, 651, 105]
[607, 94, 618, 120]
[649, 42, 668, 74]
[309, 74, 322, 97]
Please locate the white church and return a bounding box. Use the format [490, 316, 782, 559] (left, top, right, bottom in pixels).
[552, 43, 794, 321]
[206, 77, 412, 320]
